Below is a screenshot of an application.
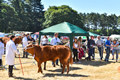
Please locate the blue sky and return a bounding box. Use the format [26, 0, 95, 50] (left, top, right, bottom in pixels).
[42, 0, 120, 16]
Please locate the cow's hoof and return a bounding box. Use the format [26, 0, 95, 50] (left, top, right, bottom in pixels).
[67, 72, 69, 74]
[44, 68, 46, 70]
[61, 65, 63, 68]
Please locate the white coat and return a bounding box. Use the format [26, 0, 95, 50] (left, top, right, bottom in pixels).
[5, 40, 19, 65]
[0, 42, 4, 59]
[22, 36, 28, 48]
[50, 37, 61, 45]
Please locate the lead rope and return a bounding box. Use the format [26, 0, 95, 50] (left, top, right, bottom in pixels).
[19, 55, 24, 75]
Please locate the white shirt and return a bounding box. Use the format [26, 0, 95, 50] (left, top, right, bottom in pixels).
[22, 36, 28, 48]
[96, 39, 104, 47]
[0, 42, 4, 59]
[41, 38, 48, 45]
[50, 37, 61, 45]
[5, 40, 19, 65]
[74, 43, 78, 48]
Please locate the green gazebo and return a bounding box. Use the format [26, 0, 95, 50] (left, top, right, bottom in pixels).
[39, 22, 89, 50]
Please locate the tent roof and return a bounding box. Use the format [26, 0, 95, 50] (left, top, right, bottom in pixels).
[40, 22, 89, 36]
[34, 32, 39, 35]
[88, 31, 99, 36]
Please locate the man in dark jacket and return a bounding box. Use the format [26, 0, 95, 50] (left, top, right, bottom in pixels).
[87, 36, 95, 61]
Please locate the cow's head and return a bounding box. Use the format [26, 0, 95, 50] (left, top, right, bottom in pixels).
[14, 36, 22, 45]
[24, 44, 35, 56]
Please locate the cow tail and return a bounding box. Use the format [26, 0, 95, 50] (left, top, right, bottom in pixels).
[69, 50, 73, 64]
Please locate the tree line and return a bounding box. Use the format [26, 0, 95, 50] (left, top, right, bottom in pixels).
[0, 0, 120, 36]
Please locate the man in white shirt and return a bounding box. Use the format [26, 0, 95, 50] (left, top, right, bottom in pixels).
[96, 36, 104, 60]
[50, 33, 61, 66]
[0, 38, 4, 66]
[50, 33, 61, 45]
[22, 34, 28, 58]
[5, 35, 20, 77]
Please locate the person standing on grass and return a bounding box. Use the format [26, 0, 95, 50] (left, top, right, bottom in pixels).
[77, 37, 84, 62]
[73, 38, 79, 63]
[87, 36, 95, 61]
[22, 34, 28, 58]
[5, 35, 20, 77]
[104, 37, 111, 62]
[0, 38, 4, 66]
[50, 33, 61, 66]
[96, 36, 104, 60]
[111, 39, 119, 62]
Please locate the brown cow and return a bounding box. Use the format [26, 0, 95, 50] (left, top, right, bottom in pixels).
[1, 36, 22, 46]
[25, 45, 73, 74]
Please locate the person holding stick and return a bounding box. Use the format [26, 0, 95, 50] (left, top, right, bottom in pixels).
[5, 35, 20, 77]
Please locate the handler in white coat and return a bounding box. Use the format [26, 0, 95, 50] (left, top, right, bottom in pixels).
[5, 35, 20, 77]
[50, 33, 61, 66]
[22, 34, 28, 58]
[0, 38, 4, 66]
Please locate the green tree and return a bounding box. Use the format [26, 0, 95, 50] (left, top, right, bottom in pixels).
[43, 5, 84, 30]
[0, 3, 17, 32]
[88, 12, 100, 32]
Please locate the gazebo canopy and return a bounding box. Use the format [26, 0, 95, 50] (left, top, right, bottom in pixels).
[39, 22, 89, 50]
[88, 31, 99, 36]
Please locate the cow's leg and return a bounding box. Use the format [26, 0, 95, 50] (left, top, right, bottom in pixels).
[59, 60, 63, 68]
[44, 62, 46, 70]
[53, 62, 55, 67]
[37, 62, 43, 74]
[67, 62, 69, 74]
[52, 60, 56, 67]
[38, 66, 43, 74]
[60, 62, 63, 68]
[61, 63, 65, 74]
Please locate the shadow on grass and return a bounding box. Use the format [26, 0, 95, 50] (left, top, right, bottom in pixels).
[76, 59, 114, 66]
[43, 73, 89, 77]
[47, 66, 82, 72]
[14, 77, 36, 80]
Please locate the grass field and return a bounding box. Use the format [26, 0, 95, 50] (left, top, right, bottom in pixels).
[0, 49, 120, 80]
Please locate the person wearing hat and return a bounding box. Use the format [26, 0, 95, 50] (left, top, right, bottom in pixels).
[0, 38, 4, 66]
[87, 36, 95, 61]
[111, 39, 119, 62]
[104, 36, 111, 62]
[5, 35, 20, 77]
